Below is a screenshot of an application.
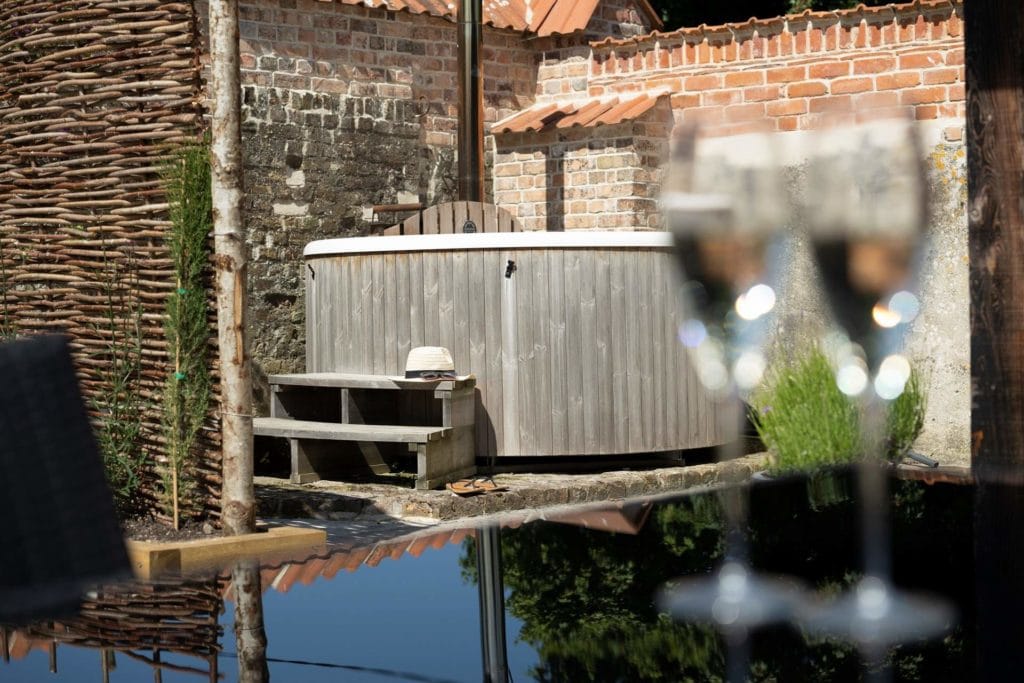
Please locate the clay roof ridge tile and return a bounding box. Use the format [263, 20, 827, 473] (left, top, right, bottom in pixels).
[589, 0, 959, 50]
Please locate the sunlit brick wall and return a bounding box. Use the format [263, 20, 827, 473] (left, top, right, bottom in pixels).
[494, 109, 670, 231]
[588, 1, 964, 140]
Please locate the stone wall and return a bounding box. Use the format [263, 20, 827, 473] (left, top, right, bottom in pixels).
[196, 0, 536, 390]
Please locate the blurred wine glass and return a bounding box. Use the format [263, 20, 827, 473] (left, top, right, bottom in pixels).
[658, 123, 803, 683]
[798, 113, 953, 680]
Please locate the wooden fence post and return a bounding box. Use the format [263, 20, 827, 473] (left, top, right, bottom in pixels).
[967, 3, 1024, 679]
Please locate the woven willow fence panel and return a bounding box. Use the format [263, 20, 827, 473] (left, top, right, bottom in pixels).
[11, 578, 223, 678]
[0, 0, 222, 518]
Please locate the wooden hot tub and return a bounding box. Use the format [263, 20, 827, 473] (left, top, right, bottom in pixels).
[303, 231, 729, 460]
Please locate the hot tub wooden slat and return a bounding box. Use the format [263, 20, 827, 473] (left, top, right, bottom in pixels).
[548, 248, 568, 456]
[305, 241, 725, 458]
[563, 249, 585, 454]
[610, 249, 628, 452]
[515, 251, 536, 456]
[533, 249, 553, 455]
[483, 249, 504, 458]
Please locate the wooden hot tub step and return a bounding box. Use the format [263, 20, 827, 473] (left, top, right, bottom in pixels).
[266, 372, 474, 391]
[253, 417, 448, 443]
[254, 374, 476, 490]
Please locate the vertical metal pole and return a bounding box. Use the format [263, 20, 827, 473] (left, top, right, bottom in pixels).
[967, 2, 1024, 679]
[476, 525, 509, 683]
[457, 0, 484, 202]
[210, 0, 256, 535]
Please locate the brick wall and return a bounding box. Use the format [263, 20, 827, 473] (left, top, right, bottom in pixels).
[588, 1, 964, 139]
[494, 105, 670, 231]
[492, 1, 965, 231]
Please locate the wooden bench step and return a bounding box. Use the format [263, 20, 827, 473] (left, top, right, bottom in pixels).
[267, 372, 475, 391]
[253, 417, 448, 443]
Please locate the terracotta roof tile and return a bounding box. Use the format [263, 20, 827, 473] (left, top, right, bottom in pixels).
[591, 0, 958, 48]
[493, 92, 666, 133]
[328, 0, 660, 37]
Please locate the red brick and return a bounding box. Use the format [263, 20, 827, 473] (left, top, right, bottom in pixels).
[685, 74, 723, 91]
[853, 56, 896, 74]
[854, 91, 900, 109]
[776, 115, 800, 132]
[923, 68, 959, 85]
[743, 85, 781, 102]
[779, 30, 793, 55]
[915, 104, 939, 120]
[669, 93, 700, 108]
[808, 27, 823, 52]
[949, 83, 965, 101]
[724, 70, 764, 87]
[703, 89, 742, 106]
[947, 16, 963, 38]
[899, 52, 944, 69]
[944, 126, 963, 142]
[900, 86, 947, 105]
[939, 103, 960, 118]
[876, 72, 921, 90]
[767, 66, 807, 83]
[946, 48, 964, 66]
[831, 77, 873, 94]
[681, 106, 725, 125]
[697, 40, 711, 64]
[723, 102, 766, 122]
[787, 80, 827, 97]
[809, 95, 853, 113]
[767, 99, 807, 116]
[809, 61, 849, 79]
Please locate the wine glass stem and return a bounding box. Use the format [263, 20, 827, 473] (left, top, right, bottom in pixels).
[717, 406, 750, 564]
[858, 399, 891, 581]
[725, 630, 750, 683]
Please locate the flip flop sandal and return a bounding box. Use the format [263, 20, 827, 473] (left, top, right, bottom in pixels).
[447, 478, 508, 496]
[447, 479, 488, 496]
[471, 477, 508, 494]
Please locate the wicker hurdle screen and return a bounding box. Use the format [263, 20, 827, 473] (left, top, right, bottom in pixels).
[9, 578, 223, 679]
[0, 1, 221, 518]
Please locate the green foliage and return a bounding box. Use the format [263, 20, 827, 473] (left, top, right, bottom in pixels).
[461, 497, 728, 681]
[750, 347, 862, 474]
[92, 250, 149, 516]
[886, 368, 927, 461]
[750, 347, 928, 474]
[160, 142, 213, 525]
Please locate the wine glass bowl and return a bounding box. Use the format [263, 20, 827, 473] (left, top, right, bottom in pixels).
[803, 114, 927, 400]
[662, 124, 789, 396]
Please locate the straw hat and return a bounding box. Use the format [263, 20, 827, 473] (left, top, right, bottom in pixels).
[405, 346, 458, 380]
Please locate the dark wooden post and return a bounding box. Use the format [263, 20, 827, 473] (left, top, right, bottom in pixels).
[967, 3, 1024, 679]
[968, 1, 1024, 478]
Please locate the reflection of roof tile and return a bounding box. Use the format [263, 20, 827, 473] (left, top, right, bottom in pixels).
[592, 0, 959, 48]
[493, 92, 666, 133]
[547, 501, 653, 535]
[333, 0, 661, 37]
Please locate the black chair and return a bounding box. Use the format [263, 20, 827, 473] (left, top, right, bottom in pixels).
[0, 335, 130, 624]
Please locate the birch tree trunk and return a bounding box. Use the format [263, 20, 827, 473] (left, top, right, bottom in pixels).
[232, 560, 269, 683]
[209, 0, 255, 535]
